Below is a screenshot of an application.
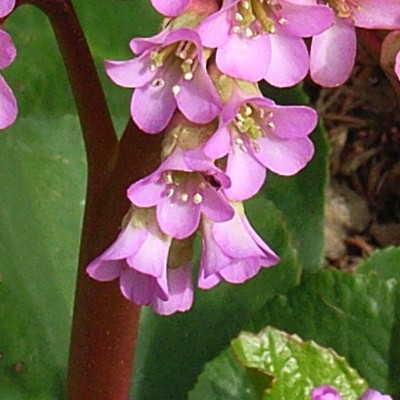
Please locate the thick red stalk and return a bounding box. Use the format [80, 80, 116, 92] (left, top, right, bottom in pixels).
[15, 0, 163, 398]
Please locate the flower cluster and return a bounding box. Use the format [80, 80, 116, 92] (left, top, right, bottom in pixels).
[0, 0, 17, 129]
[88, 0, 400, 315]
[311, 385, 392, 400]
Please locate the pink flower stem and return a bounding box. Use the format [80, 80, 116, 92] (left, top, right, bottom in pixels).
[15, 0, 163, 398]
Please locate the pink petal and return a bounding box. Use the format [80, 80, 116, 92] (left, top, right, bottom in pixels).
[219, 258, 261, 284]
[100, 223, 148, 260]
[353, 0, 400, 29]
[105, 54, 155, 88]
[128, 230, 171, 278]
[204, 126, 231, 159]
[0, 30, 16, 69]
[395, 51, 400, 80]
[131, 79, 177, 134]
[213, 212, 269, 259]
[277, 2, 334, 37]
[175, 65, 222, 124]
[264, 34, 308, 87]
[157, 196, 201, 239]
[129, 28, 170, 54]
[255, 135, 314, 176]
[201, 187, 235, 222]
[197, 5, 234, 48]
[360, 389, 393, 400]
[0, 0, 15, 17]
[150, 0, 191, 17]
[200, 219, 232, 278]
[127, 172, 164, 208]
[224, 143, 266, 201]
[216, 34, 271, 82]
[87, 259, 124, 282]
[152, 263, 194, 315]
[310, 18, 356, 87]
[0, 74, 17, 129]
[258, 103, 317, 139]
[120, 268, 169, 305]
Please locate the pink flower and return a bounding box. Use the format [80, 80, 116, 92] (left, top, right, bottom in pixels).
[150, 0, 191, 17]
[105, 28, 222, 133]
[203, 95, 317, 200]
[199, 202, 279, 289]
[198, 0, 334, 86]
[311, 385, 342, 400]
[0, 1, 17, 130]
[311, 0, 400, 87]
[127, 146, 234, 239]
[86, 208, 193, 315]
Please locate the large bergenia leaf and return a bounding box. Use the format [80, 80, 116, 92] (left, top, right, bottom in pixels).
[189, 326, 367, 400]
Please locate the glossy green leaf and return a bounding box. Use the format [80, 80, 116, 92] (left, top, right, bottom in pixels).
[249, 269, 400, 395]
[0, 117, 85, 398]
[190, 326, 367, 400]
[358, 247, 400, 281]
[131, 199, 301, 400]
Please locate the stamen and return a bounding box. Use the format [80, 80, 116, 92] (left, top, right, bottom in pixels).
[267, 121, 276, 130]
[166, 188, 175, 198]
[232, 26, 241, 34]
[235, 12, 244, 22]
[278, 17, 288, 25]
[164, 171, 174, 184]
[193, 193, 203, 204]
[245, 27, 254, 37]
[244, 105, 252, 116]
[172, 85, 181, 95]
[184, 72, 193, 81]
[180, 193, 189, 202]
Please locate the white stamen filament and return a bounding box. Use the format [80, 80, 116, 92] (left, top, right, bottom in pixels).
[180, 193, 189, 202]
[193, 193, 203, 204]
[172, 85, 181, 95]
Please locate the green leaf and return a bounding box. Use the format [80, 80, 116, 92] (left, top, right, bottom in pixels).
[249, 269, 400, 395]
[0, 117, 85, 398]
[262, 85, 329, 272]
[233, 327, 367, 400]
[190, 327, 367, 400]
[358, 247, 400, 281]
[132, 199, 302, 400]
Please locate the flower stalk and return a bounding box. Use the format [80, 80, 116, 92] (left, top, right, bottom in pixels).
[15, 0, 157, 398]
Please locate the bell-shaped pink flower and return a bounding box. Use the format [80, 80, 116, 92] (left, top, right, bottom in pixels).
[128, 146, 234, 239]
[199, 203, 279, 289]
[197, 0, 334, 87]
[105, 28, 222, 133]
[0, 25, 17, 129]
[311, 0, 400, 87]
[86, 208, 193, 315]
[204, 95, 317, 201]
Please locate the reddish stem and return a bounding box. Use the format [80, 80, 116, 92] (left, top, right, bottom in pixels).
[15, 0, 163, 398]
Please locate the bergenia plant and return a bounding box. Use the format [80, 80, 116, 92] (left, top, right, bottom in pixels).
[2, 0, 400, 399]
